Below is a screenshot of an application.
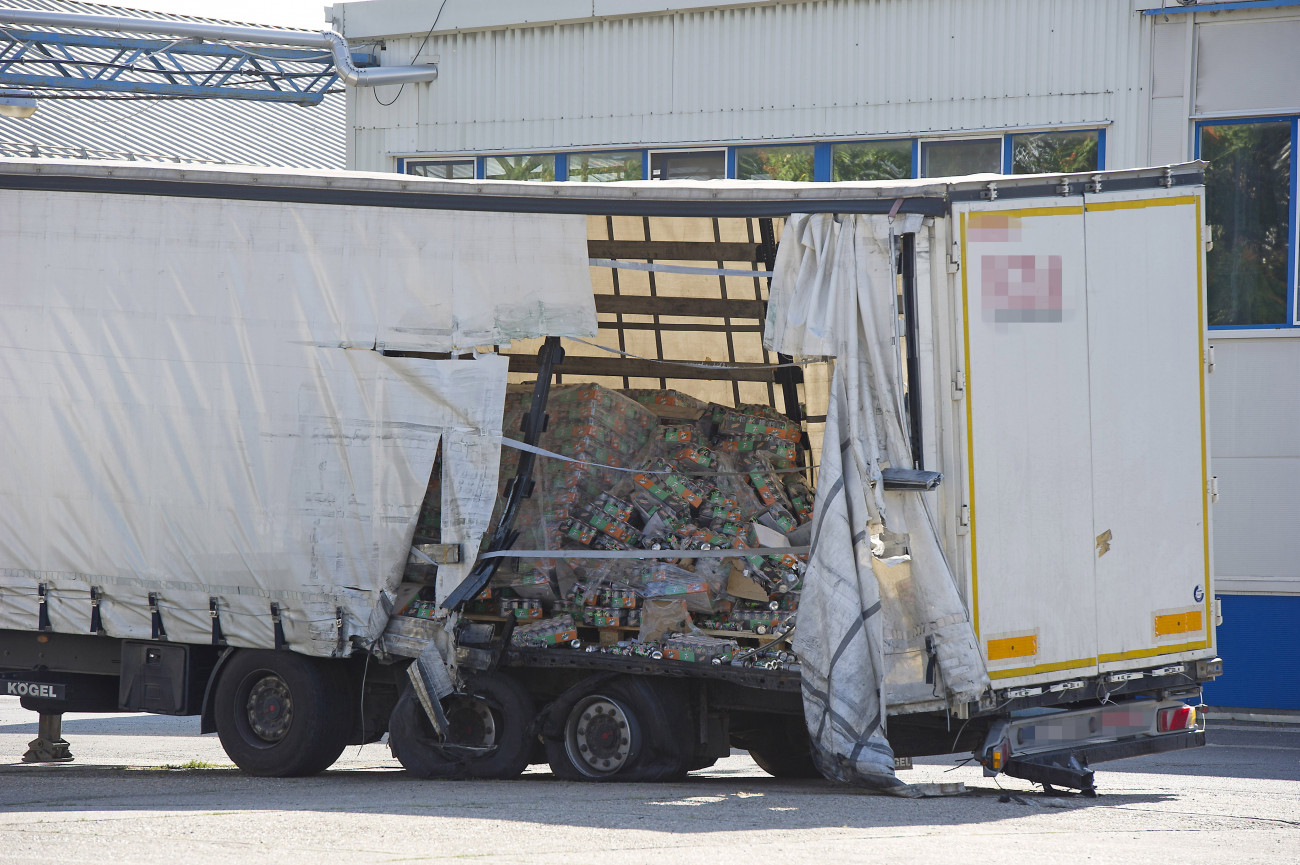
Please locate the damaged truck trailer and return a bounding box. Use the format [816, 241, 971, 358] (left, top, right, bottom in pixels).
[0, 159, 1219, 793]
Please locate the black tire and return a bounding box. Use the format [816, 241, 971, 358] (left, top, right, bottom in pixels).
[743, 715, 824, 779]
[213, 650, 351, 777]
[388, 672, 534, 780]
[544, 676, 693, 782]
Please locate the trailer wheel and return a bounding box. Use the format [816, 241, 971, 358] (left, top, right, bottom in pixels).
[742, 715, 823, 779]
[212, 650, 350, 777]
[544, 677, 692, 782]
[388, 672, 534, 780]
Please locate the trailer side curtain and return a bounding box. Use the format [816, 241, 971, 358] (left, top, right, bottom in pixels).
[766, 213, 989, 792]
[0, 190, 581, 656]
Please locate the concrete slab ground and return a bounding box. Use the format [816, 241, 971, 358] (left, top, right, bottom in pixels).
[1, 696, 1297, 865]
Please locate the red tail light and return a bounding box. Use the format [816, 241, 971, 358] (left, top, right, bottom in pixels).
[1157, 706, 1197, 732]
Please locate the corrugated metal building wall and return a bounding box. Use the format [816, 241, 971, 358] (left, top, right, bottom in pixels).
[0, 0, 345, 169]
[338, 0, 1148, 172]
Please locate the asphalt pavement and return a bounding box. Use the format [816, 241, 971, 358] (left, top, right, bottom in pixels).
[1, 696, 1296, 865]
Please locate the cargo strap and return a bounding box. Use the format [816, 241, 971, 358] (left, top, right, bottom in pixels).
[89, 586, 104, 636]
[209, 597, 226, 646]
[270, 602, 287, 650]
[148, 592, 166, 640]
[37, 583, 50, 632]
[498, 437, 813, 477]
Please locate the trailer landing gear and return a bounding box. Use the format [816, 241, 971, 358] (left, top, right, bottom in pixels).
[22, 712, 73, 763]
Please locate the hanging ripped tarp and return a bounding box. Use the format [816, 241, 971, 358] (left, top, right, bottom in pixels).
[766, 212, 989, 793]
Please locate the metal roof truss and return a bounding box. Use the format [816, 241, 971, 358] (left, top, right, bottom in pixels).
[0, 27, 362, 104]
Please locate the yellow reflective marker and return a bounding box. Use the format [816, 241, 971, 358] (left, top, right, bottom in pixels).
[987, 634, 1038, 661]
[1154, 610, 1204, 638]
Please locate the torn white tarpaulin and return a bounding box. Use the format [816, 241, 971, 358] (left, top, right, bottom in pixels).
[766, 212, 989, 792]
[0, 187, 562, 656]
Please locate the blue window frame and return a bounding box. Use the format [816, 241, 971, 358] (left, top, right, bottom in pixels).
[733, 144, 817, 181]
[1006, 129, 1105, 175]
[1195, 116, 1299, 329]
[483, 154, 558, 181]
[395, 126, 1109, 199]
[402, 157, 476, 179]
[566, 150, 646, 182]
[829, 139, 913, 182]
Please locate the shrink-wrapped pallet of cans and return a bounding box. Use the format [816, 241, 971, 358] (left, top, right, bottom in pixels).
[450, 384, 816, 671]
[511, 614, 580, 648]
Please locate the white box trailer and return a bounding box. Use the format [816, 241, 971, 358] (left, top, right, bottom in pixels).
[0, 158, 1217, 793]
[950, 191, 1215, 685]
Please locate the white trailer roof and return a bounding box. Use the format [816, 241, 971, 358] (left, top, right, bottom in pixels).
[0, 156, 1205, 217]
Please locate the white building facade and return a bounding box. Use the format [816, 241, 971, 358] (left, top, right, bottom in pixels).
[333, 0, 1300, 711]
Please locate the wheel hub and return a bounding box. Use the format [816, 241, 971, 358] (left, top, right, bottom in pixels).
[245, 674, 293, 742]
[566, 696, 634, 776]
[444, 696, 497, 748]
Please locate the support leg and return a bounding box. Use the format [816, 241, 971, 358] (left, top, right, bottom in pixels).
[22, 712, 73, 763]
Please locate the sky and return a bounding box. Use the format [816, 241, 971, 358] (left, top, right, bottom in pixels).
[120, 1, 334, 29]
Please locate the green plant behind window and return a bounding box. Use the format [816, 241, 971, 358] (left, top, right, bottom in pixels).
[1201, 122, 1291, 326]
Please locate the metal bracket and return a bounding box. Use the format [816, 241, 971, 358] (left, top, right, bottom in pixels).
[1047, 680, 1086, 693]
[1089, 174, 1103, 194]
[1160, 166, 1175, 188]
[881, 468, 942, 491]
[442, 336, 565, 610]
[982, 181, 998, 201]
[1056, 177, 1072, 196]
[409, 543, 462, 565]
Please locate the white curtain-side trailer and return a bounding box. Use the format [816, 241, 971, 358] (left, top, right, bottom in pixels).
[0, 158, 1217, 793]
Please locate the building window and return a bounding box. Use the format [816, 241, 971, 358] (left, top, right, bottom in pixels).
[734, 144, 816, 181]
[484, 155, 556, 181]
[831, 140, 913, 181]
[1199, 120, 1293, 327]
[650, 150, 725, 181]
[920, 138, 1001, 178]
[568, 151, 644, 182]
[1009, 130, 1101, 174]
[405, 159, 475, 179]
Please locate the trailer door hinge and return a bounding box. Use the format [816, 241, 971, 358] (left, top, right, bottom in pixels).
[1206, 344, 1215, 373]
[957, 504, 970, 536]
[952, 369, 965, 400]
[1209, 476, 1219, 503]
